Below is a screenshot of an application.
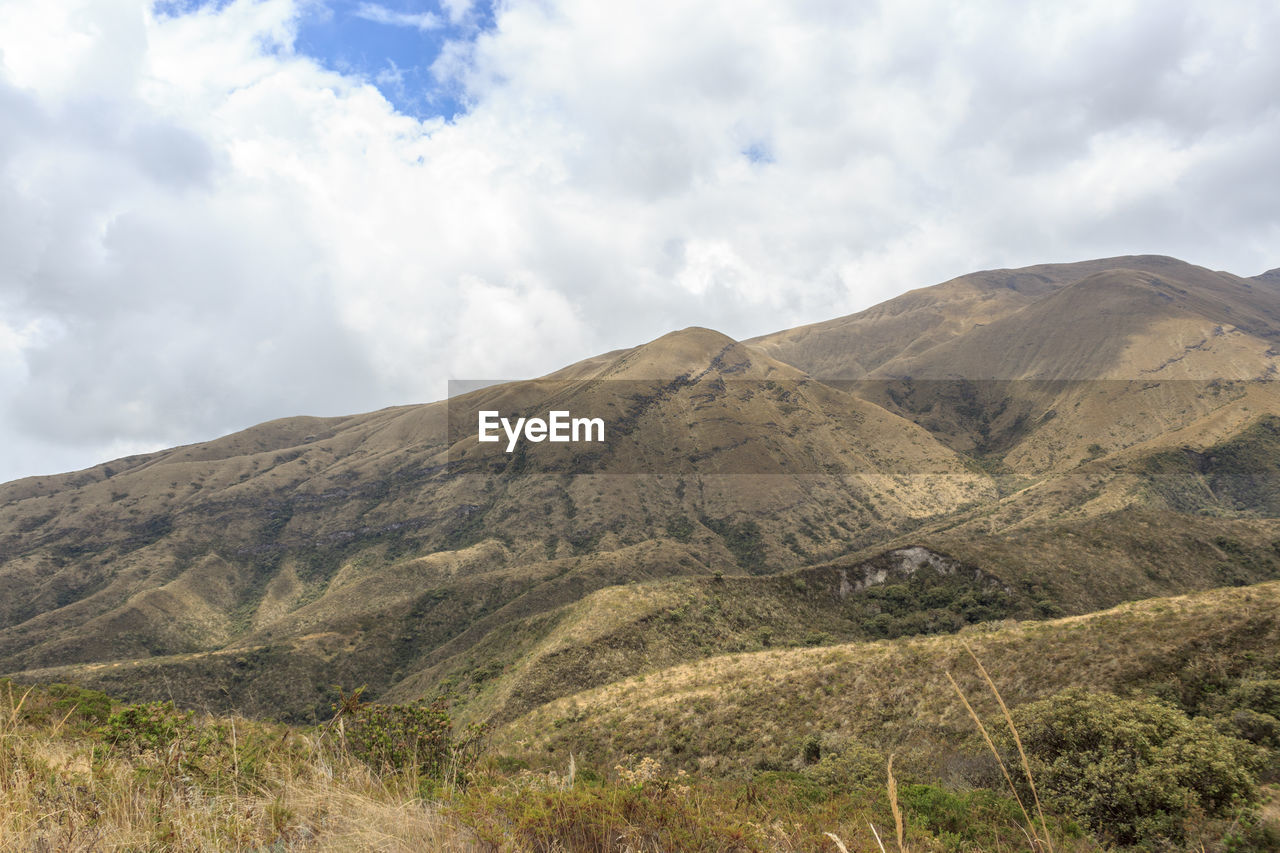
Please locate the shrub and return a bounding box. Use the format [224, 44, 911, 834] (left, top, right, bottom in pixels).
[0, 679, 112, 732]
[1003, 689, 1262, 846]
[1229, 679, 1280, 718]
[102, 701, 198, 757]
[1222, 708, 1280, 750]
[898, 783, 1040, 851]
[665, 514, 694, 542]
[341, 697, 484, 786]
[800, 734, 821, 764]
[801, 741, 883, 792]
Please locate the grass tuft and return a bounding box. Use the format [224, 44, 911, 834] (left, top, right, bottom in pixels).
[962, 640, 1055, 853]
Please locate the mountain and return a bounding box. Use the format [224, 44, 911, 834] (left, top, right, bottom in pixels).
[751, 256, 1280, 473]
[2, 255, 1279, 726]
[748, 255, 1280, 380]
[0, 326, 990, 718]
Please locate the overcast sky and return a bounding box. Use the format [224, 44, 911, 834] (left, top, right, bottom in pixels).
[1, 0, 1278, 482]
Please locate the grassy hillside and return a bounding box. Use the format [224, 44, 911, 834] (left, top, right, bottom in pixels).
[8, 578, 1278, 851]
[3, 248, 1280, 826]
[389, 546, 1025, 725]
[20, 493, 1280, 725]
[497, 581, 1280, 782]
[0, 328, 996, 714]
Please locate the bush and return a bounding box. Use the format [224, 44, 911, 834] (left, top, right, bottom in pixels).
[801, 740, 883, 792]
[0, 679, 113, 732]
[1004, 689, 1262, 846]
[96, 700, 268, 792]
[1222, 708, 1280, 750]
[898, 783, 1040, 851]
[1229, 679, 1280, 718]
[665, 514, 694, 542]
[341, 696, 484, 786]
[102, 701, 197, 756]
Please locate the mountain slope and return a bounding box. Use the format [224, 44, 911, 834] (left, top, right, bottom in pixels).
[751, 258, 1280, 478]
[0, 327, 992, 717]
[498, 580, 1280, 776]
[748, 255, 1280, 380]
[3, 255, 1280, 724]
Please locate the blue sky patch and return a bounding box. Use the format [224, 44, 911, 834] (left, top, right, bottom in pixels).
[159, 0, 494, 120]
[741, 141, 775, 165]
[296, 1, 494, 120]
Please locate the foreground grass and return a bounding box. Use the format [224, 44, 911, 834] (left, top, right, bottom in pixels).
[0, 690, 1269, 853]
[0, 683, 479, 851]
[3, 581, 1279, 850]
[0, 684, 1090, 853]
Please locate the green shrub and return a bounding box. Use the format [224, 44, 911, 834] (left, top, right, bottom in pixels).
[1221, 708, 1280, 750]
[102, 701, 197, 756]
[96, 700, 265, 791]
[1004, 689, 1262, 846]
[699, 515, 766, 572]
[898, 783, 1045, 852]
[457, 781, 759, 851]
[45, 683, 113, 725]
[801, 741, 883, 792]
[0, 679, 113, 731]
[1229, 679, 1280, 718]
[665, 514, 694, 542]
[800, 734, 821, 764]
[343, 698, 484, 785]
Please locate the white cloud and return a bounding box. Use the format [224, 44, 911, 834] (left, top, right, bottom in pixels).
[353, 2, 442, 32]
[438, 0, 474, 26]
[0, 0, 1278, 481]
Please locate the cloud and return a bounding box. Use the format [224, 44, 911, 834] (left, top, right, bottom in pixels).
[438, 0, 475, 26]
[353, 2, 442, 32]
[0, 0, 1278, 481]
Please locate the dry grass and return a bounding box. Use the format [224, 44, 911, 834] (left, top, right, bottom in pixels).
[498, 580, 1280, 777]
[886, 754, 905, 853]
[947, 646, 1057, 853]
[0, 753, 477, 852]
[0, 687, 481, 852]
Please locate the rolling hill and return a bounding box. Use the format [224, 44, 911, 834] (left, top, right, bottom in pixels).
[2, 254, 1279, 730]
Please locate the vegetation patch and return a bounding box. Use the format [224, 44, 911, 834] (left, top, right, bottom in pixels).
[1002, 689, 1263, 846]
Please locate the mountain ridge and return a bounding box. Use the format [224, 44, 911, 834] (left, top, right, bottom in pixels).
[3, 254, 1279, 724]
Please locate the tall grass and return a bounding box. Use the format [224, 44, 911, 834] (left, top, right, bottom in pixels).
[0, 682, 480, 851]
[834, 645, 1074, 853]
[947, 642, 1055, 853]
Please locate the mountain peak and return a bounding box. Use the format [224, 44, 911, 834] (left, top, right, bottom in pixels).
[648, 326, 738, 348]
[598, 326, 743, 380]
[1254, 267, 1280, 285]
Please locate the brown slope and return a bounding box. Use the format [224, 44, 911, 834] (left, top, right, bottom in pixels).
[6, 256, 1280, 724]
[749, 255, 1280, 382]
[872, 263, 1280, 380]
[746, 255, 1208, 378]
[496, 580, 1280, 777]
[772, 259, 1280, 475]
[0, 326, 988, 716]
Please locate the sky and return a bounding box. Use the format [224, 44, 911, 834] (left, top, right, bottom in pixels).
[1, 0, 1279, 482]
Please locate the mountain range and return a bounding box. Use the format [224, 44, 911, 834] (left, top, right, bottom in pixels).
[3, 253, 1279, 732]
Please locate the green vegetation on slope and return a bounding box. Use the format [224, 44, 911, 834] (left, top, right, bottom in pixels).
[401, 547, 1023, 725]
[498, 582, 1280, 783]
[7, 595, 1278, 852]
[1140, 414, 1280, 515]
